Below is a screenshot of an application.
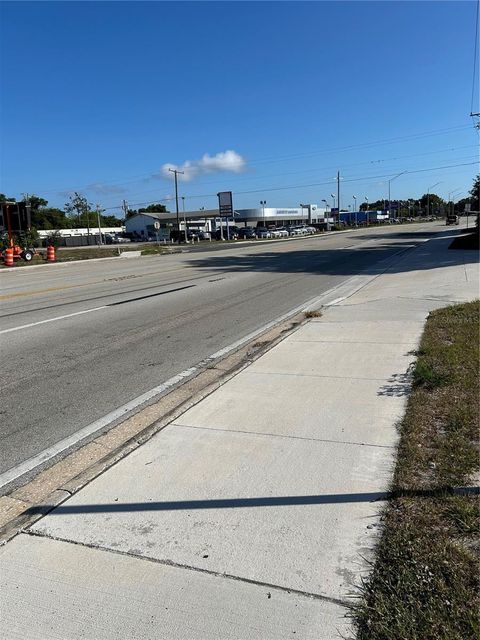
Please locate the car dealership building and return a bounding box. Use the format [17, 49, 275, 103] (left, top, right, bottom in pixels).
[125, 204, 330, 239]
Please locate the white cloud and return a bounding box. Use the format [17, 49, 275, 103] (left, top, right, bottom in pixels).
[161, 150, 246, 182]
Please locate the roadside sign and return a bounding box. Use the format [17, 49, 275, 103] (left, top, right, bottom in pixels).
[217, 191, 233, 217]
[465, 204, 471, 212]
[153, 221, 160, 230]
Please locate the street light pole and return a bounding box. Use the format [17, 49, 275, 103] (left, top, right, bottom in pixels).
[260, 200, 266, 227]
[427, 181, 442, 218]
[169, 168, 184, 243]
[96, 204, 103, 245]
[388, 171, 406, 220]
[365, 197, 369, 225]
[181, 196, 188, 243]
[447, 188, 461, 219]
[352, 195, 357, 226]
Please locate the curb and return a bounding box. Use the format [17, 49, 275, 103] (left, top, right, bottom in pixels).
[0, 232, 429, 543]
[0, 313, 306, 544]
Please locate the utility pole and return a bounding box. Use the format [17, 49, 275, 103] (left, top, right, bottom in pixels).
[337, 171, 340, 227]
[96, 204, 103, 244]
[353, 195, 357, 226]
[169, 168, 184, 243]
[122, 199, 129, 222]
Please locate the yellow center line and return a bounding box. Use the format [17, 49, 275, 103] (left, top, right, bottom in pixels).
[0, 265, 194, 301]
[0, 281, 98, 301]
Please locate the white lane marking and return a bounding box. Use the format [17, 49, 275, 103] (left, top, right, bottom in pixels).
[0, 284, 350, 489]
[0, 367, 197, 489]
[324, 296, 347, 307]
[0, 306, 108, 335]
[0, 238, 424, 488]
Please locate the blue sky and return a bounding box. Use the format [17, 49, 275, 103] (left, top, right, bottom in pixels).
[1, 1, 479, 216]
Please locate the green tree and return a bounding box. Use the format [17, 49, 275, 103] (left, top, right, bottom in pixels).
[19, 194, 71, 229]
[138, 203, 168, 214]
[469, 174, 479, 213]
[0, 194, 16, 202]
[101, 214, 122, 226]
[64, 192, 93, 228]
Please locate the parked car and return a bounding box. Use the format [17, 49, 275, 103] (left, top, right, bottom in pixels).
[238, 227, 257, 239]
[269, 228, 281, 238]
[255, 227, 272, 239]
[212, 228, 238, 240]
[276, 228, 289, 238]
[288, 226, 307, 236]
[446, 214, 459, 226]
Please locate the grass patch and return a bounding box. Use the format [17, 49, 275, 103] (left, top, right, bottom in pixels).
[0, 246, 171, 267]
[140, 246, 170, 256]
[354, 301, 480, 640]
[56, 247, 136, 261]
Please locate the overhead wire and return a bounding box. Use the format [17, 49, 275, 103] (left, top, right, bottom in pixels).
[98, 146, 478, 204]
[101, 160, 478, 211]
[28, 123, 472, 195]
[471, 0, 480, 116]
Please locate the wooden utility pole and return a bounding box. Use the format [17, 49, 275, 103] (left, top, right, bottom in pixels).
[169, 168, 184, 243]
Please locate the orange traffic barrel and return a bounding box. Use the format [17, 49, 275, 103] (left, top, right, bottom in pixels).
[4, 247, 14, 266]
[47, 245, 56, 262]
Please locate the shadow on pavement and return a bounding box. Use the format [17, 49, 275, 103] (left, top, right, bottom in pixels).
[27, 487, 479, 516]
[377, 372, 413, 397]
[186, 231, 478, 278]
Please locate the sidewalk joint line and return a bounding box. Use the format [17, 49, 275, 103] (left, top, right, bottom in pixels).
[172, 423, 395, 449]
[22, 530, 349, 608]
[290, 339, 417, 346]
[249, 371, 401, 381]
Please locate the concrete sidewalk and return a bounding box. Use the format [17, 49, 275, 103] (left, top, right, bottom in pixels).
[1, 231, 478, 639]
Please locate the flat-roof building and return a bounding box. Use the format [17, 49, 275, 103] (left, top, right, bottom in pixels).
[125, 205, 330, 239]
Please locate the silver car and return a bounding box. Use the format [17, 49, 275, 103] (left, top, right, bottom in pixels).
[256, 228, 272, 239]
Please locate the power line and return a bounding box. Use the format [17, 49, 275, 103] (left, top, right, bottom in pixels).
[244, 125, 472, 167]
[24, 123, 473, 195]
[97, 147, 478, 205]
[102, 160, 477, 211]
[470, 0, 480, 117]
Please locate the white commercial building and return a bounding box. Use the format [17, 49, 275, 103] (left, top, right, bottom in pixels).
[125, 205, 330, 240]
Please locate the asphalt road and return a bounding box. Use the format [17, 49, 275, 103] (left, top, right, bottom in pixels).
[0, 223, 446, 486]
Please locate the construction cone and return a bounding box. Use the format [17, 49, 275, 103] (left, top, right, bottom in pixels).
[4, 247, 14, 266]
[47, 245, 56, 262]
